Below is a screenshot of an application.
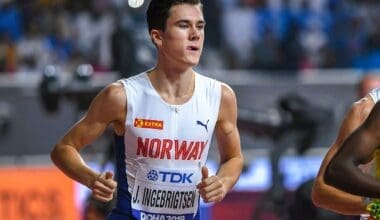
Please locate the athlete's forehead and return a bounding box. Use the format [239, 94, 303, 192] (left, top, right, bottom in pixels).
[167, 4, 204, 24]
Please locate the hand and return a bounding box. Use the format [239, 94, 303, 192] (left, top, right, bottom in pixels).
[91, 171, 117, 202]
[196, 166, 227, 203]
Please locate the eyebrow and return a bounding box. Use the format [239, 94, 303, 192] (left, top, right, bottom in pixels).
[175, 19, 206, 25]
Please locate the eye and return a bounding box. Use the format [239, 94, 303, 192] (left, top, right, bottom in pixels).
[178, 22, 189, 28]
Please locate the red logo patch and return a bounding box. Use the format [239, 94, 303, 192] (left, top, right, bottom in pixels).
[134, 118, 164, 130]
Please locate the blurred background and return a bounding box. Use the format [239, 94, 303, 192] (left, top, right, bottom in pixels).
[0, 0, 379, 219]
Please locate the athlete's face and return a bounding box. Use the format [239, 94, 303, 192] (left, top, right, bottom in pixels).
[154, 4, 205, 67]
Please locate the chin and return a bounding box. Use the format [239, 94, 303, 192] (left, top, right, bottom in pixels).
[186, 57, 201, 66]
[185, 61, 199, 67]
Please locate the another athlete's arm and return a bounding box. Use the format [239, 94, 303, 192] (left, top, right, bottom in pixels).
[50, 82, 126, 202]
[325, 101, 380, 199]
[197, 84, 244, 203]
[312, 97, 374, 214]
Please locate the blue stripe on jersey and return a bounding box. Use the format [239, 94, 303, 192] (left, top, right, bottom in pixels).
[107, 134, 135, 219]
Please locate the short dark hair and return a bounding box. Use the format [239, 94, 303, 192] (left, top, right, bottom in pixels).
[146, 0, 202, 33]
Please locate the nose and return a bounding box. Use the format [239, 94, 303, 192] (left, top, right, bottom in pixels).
[189, 27, 201, 41]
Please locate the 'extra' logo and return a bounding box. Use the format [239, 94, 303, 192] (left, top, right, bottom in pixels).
[134, 118, 163, 130]
[147, 170, 194, 183]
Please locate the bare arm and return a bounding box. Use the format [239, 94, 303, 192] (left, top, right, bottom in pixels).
[312, 97, 374, 214]
[325, 100, 380, 199]
[197, 84, 244, 203]
[50, 82, 126, 201]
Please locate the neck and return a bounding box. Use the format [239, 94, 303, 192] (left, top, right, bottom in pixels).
[147, 66, 196, 105]
[155, 55, 195, 77]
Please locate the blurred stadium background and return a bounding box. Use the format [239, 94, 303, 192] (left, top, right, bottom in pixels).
[0, 0, 379, 219]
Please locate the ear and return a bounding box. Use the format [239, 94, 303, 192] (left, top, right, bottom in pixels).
[151, 29, 163, 47]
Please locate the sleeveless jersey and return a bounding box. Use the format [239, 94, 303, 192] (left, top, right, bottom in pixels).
[360, 88, 380, 220]
[369, 88, 380, 103]
[110, 72, 222, 220]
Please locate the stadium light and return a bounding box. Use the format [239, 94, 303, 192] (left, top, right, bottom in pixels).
[128, 0, 144, 8]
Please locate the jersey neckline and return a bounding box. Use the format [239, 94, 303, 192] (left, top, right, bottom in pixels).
[142, 72, 198, 111]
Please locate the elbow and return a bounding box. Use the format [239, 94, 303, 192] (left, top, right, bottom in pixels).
[238, 154, 244, 169]
[231, 153, 244, 174]
[311, 195, 324, 210]
[311, 185, 321, 208]
[231, 155, 244, 179]
[50, 145, 59, 166]
[50, 144, 65, 167]
[310, 178, 325, 209]
[237, 155, 245, 177]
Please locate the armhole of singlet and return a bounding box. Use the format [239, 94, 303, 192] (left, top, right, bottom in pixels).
[215, 80, 223, 119]
[118, 79, 130, 125]
[369, 88, 380, 103]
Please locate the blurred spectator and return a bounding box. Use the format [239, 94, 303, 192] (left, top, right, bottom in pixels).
[37, 0, 66, 7]
[0, 0, 380, 72]
[252, 27, 281, 69]
[111, 8, 138, 77]
[221, 0, 259, 69]
[279, 19, 302, 70]
[16, 20, 51, 72]
[0, 33, 16, 73]
[45, 10, 73, 67]
[0, 0, 22, 42]
[71, 0, 114, 72]
[203, 0, 222, 49]
[352, 25, 380, 69]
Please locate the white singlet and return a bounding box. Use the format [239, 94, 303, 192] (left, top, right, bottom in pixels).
[116, 72, 222, 220]
[369, 88, 380, 103]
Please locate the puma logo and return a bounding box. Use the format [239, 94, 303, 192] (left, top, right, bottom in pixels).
[196, 119, 209, 132]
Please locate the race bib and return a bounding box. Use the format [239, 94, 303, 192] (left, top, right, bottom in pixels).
[131, 164, 201, 220]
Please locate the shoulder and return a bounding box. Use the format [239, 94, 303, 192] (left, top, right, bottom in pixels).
[83, 81, 126, 126]
[367, 87, 380, 102]
[350, 95, 375, 122]
[365, 98, 380, 125]
[94, 81, 126, 115]
[357, 99, 380, 139]
[220, 83, 236, 103]
[333, 96, 374, 145]
[101, 81, 126, 103]
[218, 83, 237, 120]
[345, 95, 380, 132]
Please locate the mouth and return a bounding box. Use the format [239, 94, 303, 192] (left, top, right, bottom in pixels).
[187, 46, 199, 51]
